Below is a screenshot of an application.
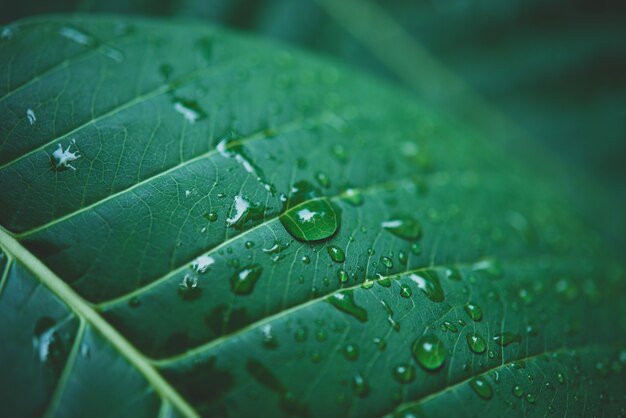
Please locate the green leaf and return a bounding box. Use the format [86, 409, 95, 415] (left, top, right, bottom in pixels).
[0, 15, 625, 418]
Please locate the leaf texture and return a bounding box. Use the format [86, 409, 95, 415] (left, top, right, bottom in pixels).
[0, 15, 625, 418]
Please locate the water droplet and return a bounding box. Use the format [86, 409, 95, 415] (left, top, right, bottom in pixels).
[381, 300, 400, 332]
[218, 134, 275, 194]
[373, 337, 386, 351]
[102, 45, 124, 63]
[280, 198, 339, 242]
[314, 171, 331, 188]
[392, 364, 415, 384]
[173, 97, 206, 123]
[400, 284, 412, 298]
[178, 274, 201, 300]
[191, 254, 215, 274]
[326, 290, 368, 322]
[51, 139, 80, 171]
[466, 332, 486, 354]
[226, 195, 265, 230]
[343, 343, 359, 361]
[411, 242, 422, 255]
[294, 327, 308, 342]
[230, 265, 262, 295]
[409, 270, 444, 302]
[557, 372, 565, 384]
[301, 255, 311, 264]
[327, 246, 345, 263]
[80, 344, 90, 358]
[128, 297, 141, 308]
[472, 258, 503, 279]
[445, 267, 461, 281]
[412, 335, 446, 370]
[203, 212, 218, 222]
[342, 188, 364, 206]
[382, 216, 421, 240]
[59, 26, 94, 46]
[493, 332, 521, 347]
[463, 302, 483, 321]
[337, 269, 349, 284]
[261, 324, 278, 349]
[352, 373, 369, 397]
[525, 393, 536, 403]
[442, 321, 458, 333]
[469, 376, 493, 400]
[26, 108, 36, 125]
[512, 384, 524, 398]
[380, 256, 393, 269]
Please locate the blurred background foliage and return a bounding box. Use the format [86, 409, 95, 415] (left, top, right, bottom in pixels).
[3, 0, 625, 249]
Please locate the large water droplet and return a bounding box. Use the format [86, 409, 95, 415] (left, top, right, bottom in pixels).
[327, 245, 345, 263]
[412, 334, 446, 370]
[493, 332, 521, 347]
[409, 270, 444, 302]
[466, 332, 487, 354]
[326, 290, 368, 322]
[230, 265, 262, 295]
[469, 376, 493, 400]
[280, 198, 339, 242]
[382, 216, 421, 240]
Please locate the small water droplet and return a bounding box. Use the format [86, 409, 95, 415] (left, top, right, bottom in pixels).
[337, 269, 349, 284]
[493, 332, 521, 347]
[342, 188, 364, 206]
[469, 376, 493, 400]
[557, 372, 565, 384]
[352, 373, 369, 397]
[380, 256, 393, 269]
[280, 198, 339, 242]
[26, 108, 36, 125]
[466, 332, 487, 354]
[412, 335, 446, 370]
[59, 26, 94, 46]
[409, 270, 444, 302]
[294, 327, 308, 342]
[463, 302, 483, 321]
[411, 242, 422, 255]
[217, 134, 275, 194]
[226, 195, 265, 230]
[128, 297, 141, 308]
[301, 255, 311, 264]
[445, 267, 461, 281]
[203, 212, 218, 222]
[261, 324, 277, 349]
[525, 393, 536, 403]
[191, 254, 215, 274]
[400, 284, 412, 298]
[442, 321, 458, 333]
[472, 258, 503, 279]
[230, 265, 262, 295]
[382, 216, 421, 240]
[326, 290, 368, 322]
[314, 171, 331, 188]
[173, 97, 206, 123]
[327, 246, 345, 263]
[398, 250, 408, 266]
[178, 274, 201, 300]
[392, 364, 415, 384]
[512, 384, 524, 398]
[343, 343, 359, 361]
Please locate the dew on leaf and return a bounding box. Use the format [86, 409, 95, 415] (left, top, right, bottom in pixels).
[327, 246, 345, 263]
[301, 255, 311, 264]
[342, 188, 364, 206]
[410, 242, 422, 255]
[493, 332, 521, 347]
[217, 134, 275, 194]
[352, 373, 369, 397]
[173, 97, 206, 123]
[26, 108, 36, 125]
[375, 273, 392, 288]
[191, 254, 215, 274]
[343, 343, 359, 361]
[399, 284, 412, 298]
[525, 393, 536, 403]
[409, 270, 444, 302]
[59, 26, 94, 46]
[463, 302, 483, 321]
[466, 332, 487, 354]
[326, 290, 368, 322]
[472, 258, 503, 279]
[392, 364, 415, 384]
[294, 327, 308, 342]
[469, 376, 493, 400]
[398, 250, 408, 266]
[280, 198, 339, 242]
[337, 269, 349, 284]
[230, 265, 262, 295]
[314, 171, 331, 188]
[226, 195, 266, 230]
[382, 216, 421, 240]
[512, 384, 524, 398]
[412, 335, 446, 370]
[261, 324, 278, 349]
[445, 267, 461, 281]
[380, 256, 393, 269]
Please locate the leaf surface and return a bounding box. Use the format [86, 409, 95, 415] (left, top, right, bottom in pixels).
[0, 15, 625, 418]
